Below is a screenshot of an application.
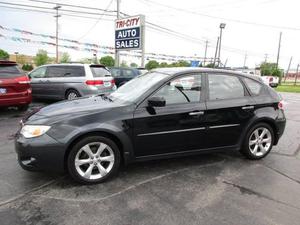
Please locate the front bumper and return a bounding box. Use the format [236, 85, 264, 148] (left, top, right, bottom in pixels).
[15, 132, 66, 172]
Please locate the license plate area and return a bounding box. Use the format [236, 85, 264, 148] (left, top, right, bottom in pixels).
[0, 88, 7, 94]
[104, 81, 111, 87]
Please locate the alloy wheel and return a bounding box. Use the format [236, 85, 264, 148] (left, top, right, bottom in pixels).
[74, 142, 115, 180]
[67, 92, 78, 100]
[248, 127, 272, 157]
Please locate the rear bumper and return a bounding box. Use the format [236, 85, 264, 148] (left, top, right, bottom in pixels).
[81, 85, 116, 97]
[15, 132, 66, 172]
[0, 92, 32, 107]
[274, 110, 286, 145]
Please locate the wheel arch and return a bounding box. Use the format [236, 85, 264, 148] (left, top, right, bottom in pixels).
[238, 118, 279, 148]
[63, 130, 133, 171]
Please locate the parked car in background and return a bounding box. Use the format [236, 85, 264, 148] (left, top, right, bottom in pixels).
[109, 67, 141, 87]
[261, 76, 279, 87]
[0, 60, 31, 110]
[28, 64, 115, 100]
[137, 67, 148, 75]
[16, 68, 286, 184]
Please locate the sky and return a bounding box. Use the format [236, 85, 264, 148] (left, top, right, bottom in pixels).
[0, 0, 300, 70]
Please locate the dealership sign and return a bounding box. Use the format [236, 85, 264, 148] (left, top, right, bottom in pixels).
[115, 15, 145, 50]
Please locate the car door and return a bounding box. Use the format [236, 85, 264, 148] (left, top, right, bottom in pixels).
[110, 68, 123, 87]
[133, 73, 206, 157]
[45, 66, 67, 99]
[28, 66, 48, 98]
[205, 73, 256, 148]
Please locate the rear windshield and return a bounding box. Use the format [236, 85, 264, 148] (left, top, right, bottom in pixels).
[90, 66, 111, 77]
[0, 65, 22, 78]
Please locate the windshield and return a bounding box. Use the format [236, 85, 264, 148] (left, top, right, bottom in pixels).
[109, 72, 169, 102]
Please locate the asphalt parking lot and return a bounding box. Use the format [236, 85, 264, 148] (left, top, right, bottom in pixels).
[0, 93, 300, 225]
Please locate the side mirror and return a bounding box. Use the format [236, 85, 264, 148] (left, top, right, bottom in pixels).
[148, 96, 166, 107]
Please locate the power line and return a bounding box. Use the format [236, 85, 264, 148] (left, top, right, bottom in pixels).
[77, 0, 114, 40]
[0, 5, 114, 21]
[0, 1, 117, 17]
[140, 0, 300, 31]
[28, 0, 116, 13]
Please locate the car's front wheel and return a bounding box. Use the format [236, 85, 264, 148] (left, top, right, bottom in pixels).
[240, 123, 274, 160]
[67, 136, 120, 184]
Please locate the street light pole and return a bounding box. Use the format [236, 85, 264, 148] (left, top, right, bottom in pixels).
[54, 5, 61, 63]
[218, 23, 226, 67]
[115, 0, 120, 67]
[203, 40, 208, 66]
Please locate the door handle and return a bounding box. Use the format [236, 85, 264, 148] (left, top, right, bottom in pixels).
[242, 105, 254, 110]
[189, 111, 204, 116]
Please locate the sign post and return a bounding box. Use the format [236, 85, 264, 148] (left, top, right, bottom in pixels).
[115, 15, 145, 67]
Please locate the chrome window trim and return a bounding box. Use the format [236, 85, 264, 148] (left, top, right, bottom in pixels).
[209, 124, 240, 129]
[138, 127, 206, 137]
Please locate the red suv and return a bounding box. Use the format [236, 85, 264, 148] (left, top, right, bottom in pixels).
[0, 60, 32, 110]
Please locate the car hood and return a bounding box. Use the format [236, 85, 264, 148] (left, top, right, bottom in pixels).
[27, 96, 125, 124]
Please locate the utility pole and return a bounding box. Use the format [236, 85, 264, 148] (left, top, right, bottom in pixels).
[115, 0, 120, 67]
[264, 54, 268, 63]
[284, 56, 292, 83]
[295, 63, 299, 86]
[218, 23, 226, 67]
[243, 53, 247, 68]
[203, 40, 208, 66]
[213, 37, 219, 68]
[54, 5, 61, 63]
[276, 32, 282, 68]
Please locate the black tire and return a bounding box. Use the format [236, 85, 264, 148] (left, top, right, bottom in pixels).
[65, 89, 81, 100]
[240, 122, 274, 160]
[67, 136, 121, 184]
[18, 104, 29, 111]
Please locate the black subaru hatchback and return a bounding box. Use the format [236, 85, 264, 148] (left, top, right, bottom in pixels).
[15, 68, 286, 184]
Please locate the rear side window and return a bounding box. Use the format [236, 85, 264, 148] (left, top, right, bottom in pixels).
[110, 68, 121, 77]
[243, 78, 263, 95]
[123, 69, 136, 78]
[90, 67, 111, 77]
[47, 66, 85, 77]
[0, 65, 22, 77]
[208, 74, 245, 100]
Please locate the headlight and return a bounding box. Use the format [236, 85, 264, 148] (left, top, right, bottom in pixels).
[20, 125, 51, 138]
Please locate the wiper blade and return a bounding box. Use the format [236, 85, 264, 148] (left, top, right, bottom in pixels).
[99, 94, 113, 102]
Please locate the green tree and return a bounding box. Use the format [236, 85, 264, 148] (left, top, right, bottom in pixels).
[34, 49, 49, 66]
[120, 60, 128, 67]
[204, 63, 215, 68]
[146, 60, 159, 70]
[22, 64, 34, 71]
[0, 49, 9, 60]
[159, 62, 169, 68]
[260, 62, 282, 77]
[99, 56, 115, 67]
[60, 52, 71, 63]
[130, 62, 138, 68]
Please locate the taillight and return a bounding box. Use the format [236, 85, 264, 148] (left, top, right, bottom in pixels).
[111, 79, 115, 84]
[278, 101, 284, 110]
[269, 77, 273, 82]
[85, 80, 104, 85]
[15, 75, 30, 84]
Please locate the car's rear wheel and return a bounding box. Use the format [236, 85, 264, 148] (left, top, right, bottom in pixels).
[66, 89, 80, 100]
[240, 123, 274, 160]
[67, 136, 120, 184]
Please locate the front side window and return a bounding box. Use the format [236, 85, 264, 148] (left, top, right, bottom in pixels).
[123, 69, 136, 78]
[110, 68, 121, 77]
[152, 74, 202, 105]
[30, 67, 47, 78]
[208, 74, 245, 100]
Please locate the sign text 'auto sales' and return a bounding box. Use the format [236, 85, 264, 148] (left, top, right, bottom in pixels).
[115, 15, 145, 50]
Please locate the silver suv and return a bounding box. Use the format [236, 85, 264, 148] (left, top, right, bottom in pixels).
[28, 64, 116, 100]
